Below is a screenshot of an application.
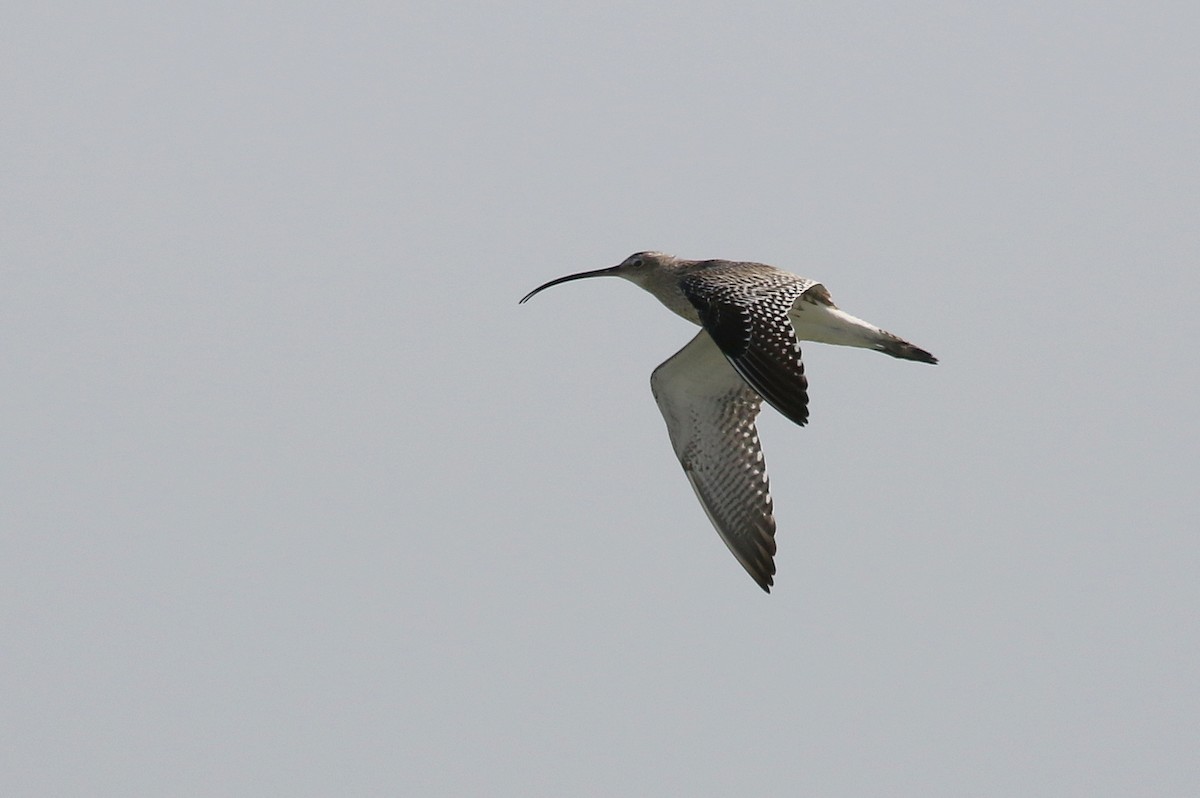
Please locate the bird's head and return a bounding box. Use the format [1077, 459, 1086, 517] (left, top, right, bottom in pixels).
[519, 251, 678, 303]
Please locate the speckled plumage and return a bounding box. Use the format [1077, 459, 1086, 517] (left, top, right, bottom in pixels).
[651, 332, 778, 590]
[520, 251, 937, 592]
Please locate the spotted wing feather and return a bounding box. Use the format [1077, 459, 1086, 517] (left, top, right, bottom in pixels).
[651, 332, 777, 592]
[680, 262, 812, 427]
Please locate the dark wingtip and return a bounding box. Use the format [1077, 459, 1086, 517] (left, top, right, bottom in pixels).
[759, 391, 809, 428]
[735, 550, 776, 593]
[750, 562, 776, 593]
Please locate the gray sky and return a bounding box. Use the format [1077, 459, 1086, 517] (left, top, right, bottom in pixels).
[4, 2, 1198, 795]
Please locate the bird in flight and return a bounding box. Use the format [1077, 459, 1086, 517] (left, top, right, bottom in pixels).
[520, 252, 937, 592]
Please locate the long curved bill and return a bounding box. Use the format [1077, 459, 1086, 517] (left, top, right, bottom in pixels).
[519, 265, 620, 304]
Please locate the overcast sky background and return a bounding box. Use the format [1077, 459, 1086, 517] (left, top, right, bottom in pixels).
[4, 2, 1198, 795]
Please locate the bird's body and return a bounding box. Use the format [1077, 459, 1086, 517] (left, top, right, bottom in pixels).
[520, 252, 936, 592]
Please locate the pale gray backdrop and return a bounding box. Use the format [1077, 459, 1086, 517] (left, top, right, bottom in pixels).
[4, 2, 1197, 795]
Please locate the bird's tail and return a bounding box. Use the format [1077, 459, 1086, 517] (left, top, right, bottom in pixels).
[791, 302, 938, 364]
[876, 333, 938, 364]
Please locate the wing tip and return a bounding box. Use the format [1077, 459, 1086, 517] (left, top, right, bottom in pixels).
[719, 534, 778, 594]
[743, 554, 777, 593]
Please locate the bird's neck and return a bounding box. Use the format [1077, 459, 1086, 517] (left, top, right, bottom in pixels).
[623, 267, 702, 326]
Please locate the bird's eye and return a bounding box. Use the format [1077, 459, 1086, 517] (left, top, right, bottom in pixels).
[630, 258, 644, 268]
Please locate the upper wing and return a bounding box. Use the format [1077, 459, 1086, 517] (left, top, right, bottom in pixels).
[651, 332, 777, 592]
[679, 266, 811, 427]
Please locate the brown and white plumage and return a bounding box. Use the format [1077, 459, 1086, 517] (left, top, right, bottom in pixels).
[651, 331, 779, 590]
[520, 251, 937, 592]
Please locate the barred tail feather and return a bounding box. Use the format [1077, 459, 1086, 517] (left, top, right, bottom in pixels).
[790, 303, 938, 364]
[877, 333, 938, 364]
